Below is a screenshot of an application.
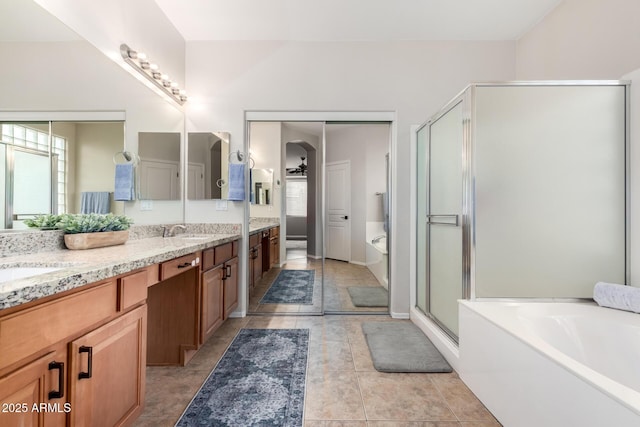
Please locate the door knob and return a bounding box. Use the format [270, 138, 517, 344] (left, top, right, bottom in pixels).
[341, 216, 349, 220]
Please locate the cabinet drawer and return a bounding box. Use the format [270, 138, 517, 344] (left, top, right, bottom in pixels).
[0, 280, 118, 371]
[160, 253, 200, 281]
[249, 233, 260, 248]
[269, 226, 279, 238]
[202, 248, 215, 271]
[214, 243, 233, 265]
[119, 269, 148, 311]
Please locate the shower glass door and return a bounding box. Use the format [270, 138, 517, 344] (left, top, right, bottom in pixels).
[417, 100, 465, 341]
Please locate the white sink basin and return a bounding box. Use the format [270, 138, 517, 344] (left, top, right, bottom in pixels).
[0, 267, 62, 284]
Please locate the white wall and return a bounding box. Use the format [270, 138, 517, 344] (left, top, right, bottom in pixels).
[516, 0, 640, 79]
[186, 40, 516, 315]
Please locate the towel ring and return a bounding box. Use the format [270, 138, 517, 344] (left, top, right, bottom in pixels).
[216, 178, 227, 188]
[228, 150, 245, 163]
[249, 157, 255, 168]
[113, 151, 139, 165]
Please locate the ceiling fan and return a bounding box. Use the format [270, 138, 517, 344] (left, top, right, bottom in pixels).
[286, 156, 307, 175]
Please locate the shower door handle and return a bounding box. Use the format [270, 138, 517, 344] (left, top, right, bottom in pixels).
[427, 214, 459, 226]
[341, 216, 349, 220]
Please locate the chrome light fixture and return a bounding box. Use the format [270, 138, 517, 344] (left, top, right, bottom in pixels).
[120, 44, 187, 105]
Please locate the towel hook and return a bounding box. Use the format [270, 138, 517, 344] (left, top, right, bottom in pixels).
[216, 178, 227, 188]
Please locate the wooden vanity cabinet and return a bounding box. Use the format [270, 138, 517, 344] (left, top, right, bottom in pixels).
[200, 264, 224, 343]
[0, 267, 150, 427]
[0, 344, 67, 427]
[269, 226, 280, 267]
[69, 305, 146, 427]
[248, 232, 262, 290]
[200, 240, 239, 344]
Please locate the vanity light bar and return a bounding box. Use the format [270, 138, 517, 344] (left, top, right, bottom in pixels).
[120, 44, 187, 105]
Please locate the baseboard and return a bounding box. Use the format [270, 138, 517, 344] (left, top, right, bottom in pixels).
[307, 254, 322, 260]
[410, 307, 460, 372]
[350, 260, 366, 266]
[228, 310, 246, 318]
[390, 311, 410, 319]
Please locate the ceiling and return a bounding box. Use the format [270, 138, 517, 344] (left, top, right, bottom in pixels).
[155, 0, 563, 41]
[1, 0, 563, 43]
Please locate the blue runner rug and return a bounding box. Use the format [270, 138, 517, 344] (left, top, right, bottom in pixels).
[260, 270, 315, 304]
[176, 329, 309, 427]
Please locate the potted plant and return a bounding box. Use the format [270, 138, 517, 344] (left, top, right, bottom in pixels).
[24, 214, 63, 230]
[58, 213, 134, 250]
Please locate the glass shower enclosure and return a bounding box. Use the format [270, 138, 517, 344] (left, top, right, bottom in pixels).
[416, 82, 628, 342]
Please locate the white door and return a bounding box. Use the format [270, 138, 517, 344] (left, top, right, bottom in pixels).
[187, 162, 205, 199]
[325, 161, 350, 261]
[139, 159, 179, 200]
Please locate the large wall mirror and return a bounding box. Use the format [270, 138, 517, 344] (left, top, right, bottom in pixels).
[0, 120, 125, 230]
[187, 132, 230, 200]
[138, 132, 181, 200]
[251, 168, 274, 205]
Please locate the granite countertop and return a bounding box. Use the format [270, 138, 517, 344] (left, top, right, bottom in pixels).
[0, 233, 241, 311]
[249, 222, 279, 234]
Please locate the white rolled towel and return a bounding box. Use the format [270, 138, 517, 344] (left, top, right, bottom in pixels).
[593, 282, 640, 314]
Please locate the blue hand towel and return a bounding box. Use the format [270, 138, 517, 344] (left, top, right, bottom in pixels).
[81, 191, 111, 214]
[114, 163, 135, 201]
[227, 163, 245, 201]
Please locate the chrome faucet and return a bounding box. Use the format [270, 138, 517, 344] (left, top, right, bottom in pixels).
[163, 224, 187, 237]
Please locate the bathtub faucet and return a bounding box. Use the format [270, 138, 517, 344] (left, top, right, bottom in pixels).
[372, 234, 386, 244]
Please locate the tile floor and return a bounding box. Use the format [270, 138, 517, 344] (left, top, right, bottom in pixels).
[133, 315, 501, 427]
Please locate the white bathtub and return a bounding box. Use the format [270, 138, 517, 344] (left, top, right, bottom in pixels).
[365, 222, 388, 289]
[459, 301, 640, 427]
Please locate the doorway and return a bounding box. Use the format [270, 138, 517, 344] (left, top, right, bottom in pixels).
[245, 113, 394, 315]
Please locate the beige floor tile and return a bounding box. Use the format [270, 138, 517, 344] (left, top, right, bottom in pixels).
[245, 316, 299, 329]
[305, 371, 366, 420]
[357, 371, 457, 422]
[367, 422, 460, 427]
[307, 339, 355, 371]
[430, 375, 499, 423]
[458, 422, 502, 427]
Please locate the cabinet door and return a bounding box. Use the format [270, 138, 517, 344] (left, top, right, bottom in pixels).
[252, 245, 262, 285]
[223, 257, 239, 319]
[201, 265, 224, 344]
[0, 346, 67, 427]
[270, 237, 280, 267]
[69, 305, 147, 427]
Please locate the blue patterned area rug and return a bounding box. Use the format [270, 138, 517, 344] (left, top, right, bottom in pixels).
[260, 270, 315, 304]
[176, 329, 309, 427]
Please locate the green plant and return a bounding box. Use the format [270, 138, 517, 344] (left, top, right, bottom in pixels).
[58, 213, 134, 234]
[24, 214, 63, 229]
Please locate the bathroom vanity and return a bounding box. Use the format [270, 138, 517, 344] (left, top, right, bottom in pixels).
[0, 228, 240, 427]
[248, 224, 280, 290]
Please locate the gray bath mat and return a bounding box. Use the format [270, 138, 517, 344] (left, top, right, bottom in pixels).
[347, 286, 388, 307]
[362, 322, 452, 373]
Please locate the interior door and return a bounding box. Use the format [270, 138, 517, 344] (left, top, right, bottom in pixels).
[325, 160, 351, 262]
[425, 101, 464, 341]
[187, 163, 205, 199]
[139, 159, 179, 200]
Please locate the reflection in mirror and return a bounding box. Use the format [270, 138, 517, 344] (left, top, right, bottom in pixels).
[138, 132, 181, 200]
[250, 168, 273, 205]
[0, 121, 125, 230]
[187, 132, 230, 200]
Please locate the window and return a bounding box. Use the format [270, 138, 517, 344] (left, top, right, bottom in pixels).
[286, 178, 307, 216]
[1, 123, 67, 214]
